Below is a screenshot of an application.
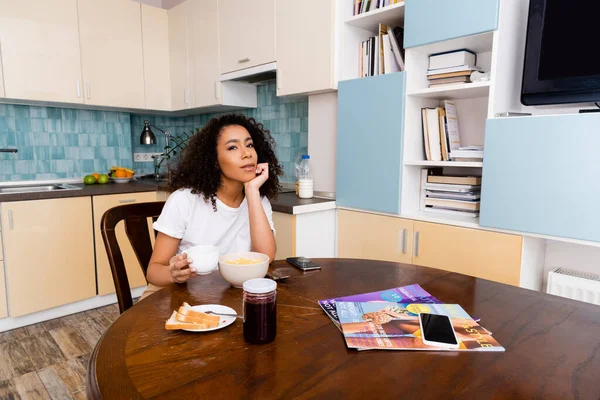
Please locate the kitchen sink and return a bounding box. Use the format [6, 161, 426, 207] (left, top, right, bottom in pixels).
[0, 183, 82, 195]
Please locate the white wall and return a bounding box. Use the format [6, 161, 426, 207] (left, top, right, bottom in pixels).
[308, 92, 338, 194]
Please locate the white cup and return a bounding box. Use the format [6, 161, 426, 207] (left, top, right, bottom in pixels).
[183, 245, 219, 275]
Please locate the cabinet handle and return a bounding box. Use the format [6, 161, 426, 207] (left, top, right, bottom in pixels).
[119, 199, 136, 204]
[238, 58, 250, 63]
[414, 231, 420, 257]
[76, 81, 81, 98]
[8, 210, 13, 230]
[86, 82, 91, 99]
[214, 81, 220, 101]
[402, 229, 407, 254]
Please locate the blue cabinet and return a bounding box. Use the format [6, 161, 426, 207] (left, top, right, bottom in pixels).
[404, 0, 500, 48]
[336, 73, 406, 214]
[480, 114, 600, 242]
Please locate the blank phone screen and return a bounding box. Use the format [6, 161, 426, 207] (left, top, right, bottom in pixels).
[420, 313, 458, 345]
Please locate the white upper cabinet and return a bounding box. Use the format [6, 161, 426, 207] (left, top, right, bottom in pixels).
[168, 1, 191, 110]
[276, 0, 336, 96]
[0, 0, 83, 103]
[77, 0, 146, 109]
[0, 49, 4, 97]
[218, 0, 276, 74]
[142, 4, 171, 111]
[189, 0, 220, 108]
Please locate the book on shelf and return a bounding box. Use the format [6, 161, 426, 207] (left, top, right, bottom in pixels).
[421, 102, 461, 162]
[336, 301, 504, 352]
[318, 284, 441, 332]
[426, 65, 482, 76]
[449, 147, 484, 161]
[424, 197, 480, 211]
[425, 190, 480, 201]
[359, 24, 404, 77]
[353, 0, 402, 16]
[429, 49, 477, 71]
[427, 175, 482, 185]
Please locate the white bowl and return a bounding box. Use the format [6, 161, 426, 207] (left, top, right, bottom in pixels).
[184, 245, 219, 275]
[110, 177, 133, 184]
[219, 252, 270, 288]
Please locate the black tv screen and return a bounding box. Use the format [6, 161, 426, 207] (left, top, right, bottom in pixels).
[521, 0, 600, 105]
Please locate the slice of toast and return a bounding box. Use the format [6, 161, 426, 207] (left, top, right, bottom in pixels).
[175, 312, 218, 328]
[179, 302, 221, 325]
[165, 311, 210, 331]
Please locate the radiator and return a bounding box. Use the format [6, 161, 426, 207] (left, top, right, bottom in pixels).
[547, 268, 600, 306]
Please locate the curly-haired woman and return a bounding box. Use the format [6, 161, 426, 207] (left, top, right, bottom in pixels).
[142, 114, 283, 298]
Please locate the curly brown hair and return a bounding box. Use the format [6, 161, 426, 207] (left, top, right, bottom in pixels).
[169, 114, 283, 210]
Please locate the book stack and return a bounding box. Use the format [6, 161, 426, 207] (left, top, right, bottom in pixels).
[449, 145, 484, 162]
[359, 25, 405, 77]
[421, 100, 462, 161]
[353, 0, 402, 16]
[427, 49, 482, 88]
[420, 169, 481, 218]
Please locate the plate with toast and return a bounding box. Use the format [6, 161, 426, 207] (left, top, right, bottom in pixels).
[165, 302, 238, 332]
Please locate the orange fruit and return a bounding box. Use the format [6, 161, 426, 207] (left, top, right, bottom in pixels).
[92, 172, 100, 181]
[125, 171, 133, 178]
[114, 169, 127, 178]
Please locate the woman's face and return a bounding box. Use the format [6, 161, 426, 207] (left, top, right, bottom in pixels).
[216, 124, 258, 184]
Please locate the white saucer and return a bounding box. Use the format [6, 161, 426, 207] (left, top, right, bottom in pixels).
[182, 304, 238, 332]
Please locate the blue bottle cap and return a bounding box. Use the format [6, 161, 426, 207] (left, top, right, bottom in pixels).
[302, 155, 310, 159]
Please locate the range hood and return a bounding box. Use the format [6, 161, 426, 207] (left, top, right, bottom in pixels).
[220, 62, 277, 84]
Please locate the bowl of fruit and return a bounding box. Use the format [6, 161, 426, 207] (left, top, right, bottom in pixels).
[108, 166, 135, 183]
[83, 172, 110, 185]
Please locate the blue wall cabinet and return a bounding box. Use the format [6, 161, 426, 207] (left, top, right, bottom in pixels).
[404, 0, 500, 48]
[480, 114, 600, 243]
[336, 73, 406, 214]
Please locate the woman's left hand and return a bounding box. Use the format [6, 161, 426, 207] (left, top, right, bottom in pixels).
[244, 163, 269, 192]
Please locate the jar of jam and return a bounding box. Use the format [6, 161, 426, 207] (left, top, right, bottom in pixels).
[242, 278, 277, 344]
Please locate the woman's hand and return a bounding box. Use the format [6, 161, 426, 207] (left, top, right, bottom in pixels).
[244, 163, 269, 193]
[169, 253, 196, 283]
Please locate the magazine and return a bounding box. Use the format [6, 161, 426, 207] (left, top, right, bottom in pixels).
[336, 301, 504, 352]
[318, 284, 441, 331]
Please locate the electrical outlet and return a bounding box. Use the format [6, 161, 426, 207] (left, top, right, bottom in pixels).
[134, 153, 162, 162]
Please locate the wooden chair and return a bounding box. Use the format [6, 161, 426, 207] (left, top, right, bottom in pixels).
[100, 201, 165, 314]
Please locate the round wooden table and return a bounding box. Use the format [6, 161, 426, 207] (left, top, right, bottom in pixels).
[86, 259, 600, 399]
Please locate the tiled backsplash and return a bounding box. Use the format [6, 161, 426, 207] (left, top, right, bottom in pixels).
[0, 83, 307, 182]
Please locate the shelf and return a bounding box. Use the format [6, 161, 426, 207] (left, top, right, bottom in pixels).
[345, 1, 405, 31]
[402, 211, 480, 230]
[405, 160, 483, 168]
[407, 81, 490, 100]
[410, 31, 494, 55]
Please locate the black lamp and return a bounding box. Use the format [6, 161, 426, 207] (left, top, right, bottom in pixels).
[140, 120, 171, 148]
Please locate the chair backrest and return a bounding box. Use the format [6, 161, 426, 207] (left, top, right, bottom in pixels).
[100, 201, 165, 313]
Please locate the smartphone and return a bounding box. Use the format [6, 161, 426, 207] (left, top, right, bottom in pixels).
[286, 257, 321, 271]
[418, 313, 459, 349]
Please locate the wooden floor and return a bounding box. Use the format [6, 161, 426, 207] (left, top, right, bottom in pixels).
[0, 303, 121, 400]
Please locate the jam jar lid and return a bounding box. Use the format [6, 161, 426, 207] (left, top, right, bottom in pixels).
[243, 278, 277, 294]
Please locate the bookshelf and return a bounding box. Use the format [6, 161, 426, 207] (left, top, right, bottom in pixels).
[345, 1, 406, 31]
[404, 160, 484, 168]
[336, 0, 406, 82]
[407, 81, 491, 100]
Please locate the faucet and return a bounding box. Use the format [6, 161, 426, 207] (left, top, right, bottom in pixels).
[0, 149, 17, 153]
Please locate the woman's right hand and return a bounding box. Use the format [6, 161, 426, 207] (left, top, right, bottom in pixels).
[169, 253, 196, 283]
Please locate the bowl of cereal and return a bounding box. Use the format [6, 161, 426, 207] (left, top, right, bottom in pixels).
[218, 252, 270, 288]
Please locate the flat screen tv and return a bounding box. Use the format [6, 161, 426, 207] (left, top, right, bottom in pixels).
[521, 0, 600, 106]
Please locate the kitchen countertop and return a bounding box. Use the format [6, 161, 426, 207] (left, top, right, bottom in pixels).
[0, 179, 335, 215]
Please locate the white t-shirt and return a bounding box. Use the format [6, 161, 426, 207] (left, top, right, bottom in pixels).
[153, 188, 276, 255]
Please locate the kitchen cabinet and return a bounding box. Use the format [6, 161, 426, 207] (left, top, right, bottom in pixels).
[337, 73, 406, 213]
[218, 0, 276, 74]
[273, 212, 295, 260]
[0, 197, 96, 317]
[142, 4, 171, 111]
[93, 192, 158, 296]
[167, 1, 191, 110]
[188, 0, 220, 108]
[276, 0, 335, 96]
[77, 0, 145, 109]
[338, 210, 413, 264]
[412, 221, 522, 286]
[404, 0, 499, 48]
[0, 0, 83, 103]
[481, 114, 600, 243]
[0, 49, 4, 97]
